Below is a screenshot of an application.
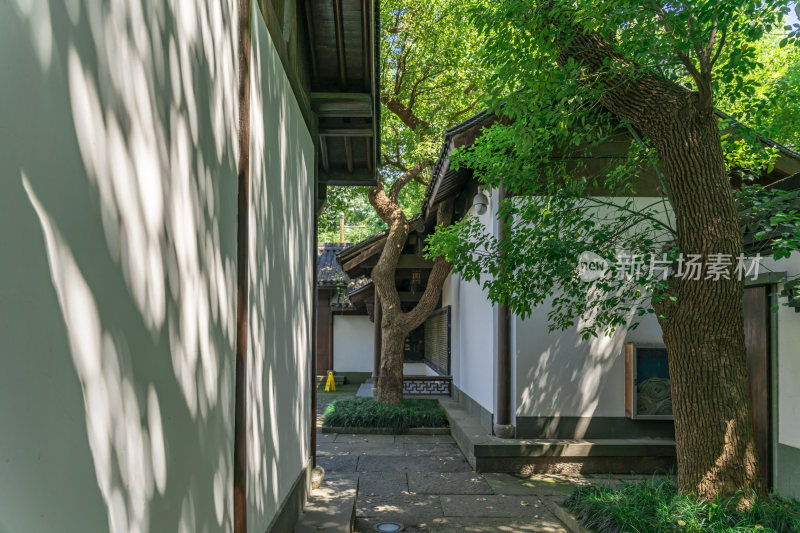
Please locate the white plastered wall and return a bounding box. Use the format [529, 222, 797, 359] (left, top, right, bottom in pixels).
[513, 197, 670, 419]
[760, 252, 800, 450]
[0, 1, 241, 531]
[515, 304, 663, 418]
[0, 1, 315, 531]
[247, 6, 314, 530]
[759, 252, 800, 499]
[445, 191, 499, 414]
[333, 315, 374, 372]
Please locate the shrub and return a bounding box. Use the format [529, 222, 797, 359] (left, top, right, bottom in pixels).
[322, 396, 448, 433]
[564, 477, 800, 533]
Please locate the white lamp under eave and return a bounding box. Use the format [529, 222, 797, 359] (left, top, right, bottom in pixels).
[472, 185, 489, 215]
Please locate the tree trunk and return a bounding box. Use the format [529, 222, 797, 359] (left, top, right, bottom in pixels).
[377, 325, 406, 405]
[546, 14, 761, 498]
[651, 112, 760, 499]
[368, 177, 454, 405]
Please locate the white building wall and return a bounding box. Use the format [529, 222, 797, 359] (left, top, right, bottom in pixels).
[0, 1, 313, 532]
[446, 191, 499, 414]
[247, 8, 314, 531]
[761, 253, 800, 450]
[760, 252, 800, 499]
[513, 196, 670, 419]
[332, 315, 443, 376]
[333, 315, 374, 372]
[515, 304, 663, 418]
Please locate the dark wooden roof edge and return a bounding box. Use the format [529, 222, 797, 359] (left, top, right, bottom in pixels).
[335, 213, 424, 264]
[714, 110, 800, 162]
[768, 171, 800, 191]
[421, 110, 494, 218]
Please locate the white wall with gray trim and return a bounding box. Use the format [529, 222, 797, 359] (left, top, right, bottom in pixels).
[0, 1, 314, 531]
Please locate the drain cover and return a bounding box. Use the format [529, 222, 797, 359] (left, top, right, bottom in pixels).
[373, 522, 405, 532]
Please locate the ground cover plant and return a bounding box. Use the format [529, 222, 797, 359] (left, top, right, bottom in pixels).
[316, 381, 361, 403]
[322, 396, 448, 433]
[564, 477, 800, 532]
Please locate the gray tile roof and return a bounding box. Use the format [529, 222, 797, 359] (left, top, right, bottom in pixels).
[318, 242, 350, 286]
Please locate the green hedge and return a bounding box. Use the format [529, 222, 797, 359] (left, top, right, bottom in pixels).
[564, 477, 800, 533]
[322, 396, 448, 433]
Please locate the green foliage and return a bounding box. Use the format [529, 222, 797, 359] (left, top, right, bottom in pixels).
[714, 34, 800, 150]
[318, 0, 489, 243]
[426, 0, 800, 337]
[318, 186, 389, 243]
[322, 396, 448, 433]
[736, 184, 800, 260]
[564, 477, 800, 532]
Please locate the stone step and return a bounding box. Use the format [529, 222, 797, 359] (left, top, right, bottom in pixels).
[473, 437, 676, 458]
[294, 473, 358, 533]
[440, 399, 676, 475]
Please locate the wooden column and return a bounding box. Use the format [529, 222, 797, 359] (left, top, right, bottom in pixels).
[373, 292, 382, 382]
[494, 181, 515, 438]
[233, 0, 252, 528]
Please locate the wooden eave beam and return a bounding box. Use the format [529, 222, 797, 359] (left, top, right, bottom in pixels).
[319, 126, 374, 136]
[319, 169, 376, 185]
[333, 0, 347, 90]
[361, 0, 371, 92]
[344, 136, 353, 173]
[319, 136, 330, 172]
[311, 92, 373, 117]
[303, 0, 318, 86]
[342, 238, 388, 271]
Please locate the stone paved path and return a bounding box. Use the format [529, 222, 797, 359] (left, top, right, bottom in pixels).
[316, 432, 577, 532]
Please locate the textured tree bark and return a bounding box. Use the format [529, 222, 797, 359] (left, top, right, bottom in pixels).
[548, 15, 760, 499]
[368, 176, 453, 405]
[651, 114, 760, 500]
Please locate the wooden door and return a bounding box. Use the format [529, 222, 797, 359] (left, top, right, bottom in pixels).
[743, 285, 771, 489]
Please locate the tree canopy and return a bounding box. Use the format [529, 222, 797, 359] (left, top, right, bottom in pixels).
[426, 0, 800, 337]
[318, 0, 489, 244]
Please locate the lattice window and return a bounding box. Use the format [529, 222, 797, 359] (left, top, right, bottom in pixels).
[424, 306, 451, 375]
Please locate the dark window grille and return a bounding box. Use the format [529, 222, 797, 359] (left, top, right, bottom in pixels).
[424, 306, 451, 375]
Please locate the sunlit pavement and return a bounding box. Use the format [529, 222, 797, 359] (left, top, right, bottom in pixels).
[316, 432, 575, 532]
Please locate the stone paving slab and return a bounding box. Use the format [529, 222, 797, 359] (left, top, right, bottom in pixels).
[335, 434, 396, 444]
[408, 472, 493, 495]
[316, 430, 337, 443]
[355, 516, 569, 532]
[440, 494, 553, 518]
[358, 472, 409, 496]
[357, 455, 472, 473]
[404, 443, 461, 457]
[395, 434, 455, 444]
[317, 454, 359, 473]
[321, 472, 361, 490]
[295, 474, 357, 533]
[481, 473, 577, 496]
[356, 493, 443, 521]
[318, 442, 406, 457]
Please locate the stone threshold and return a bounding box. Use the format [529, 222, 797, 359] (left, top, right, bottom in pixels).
[440, 398, 676, 474]
[321, 426, 451, 435]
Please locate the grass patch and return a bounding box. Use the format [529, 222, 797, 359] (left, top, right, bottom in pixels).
[322, 396, 448, 433]
[564, 477, 800, 533]
[316, 381, 360, 401]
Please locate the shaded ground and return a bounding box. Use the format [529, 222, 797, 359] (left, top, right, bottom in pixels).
[317, 432, 577, 532]
[317, 381, 360, 427]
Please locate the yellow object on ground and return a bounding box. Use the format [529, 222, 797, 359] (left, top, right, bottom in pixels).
[324, 371, 336, 392]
